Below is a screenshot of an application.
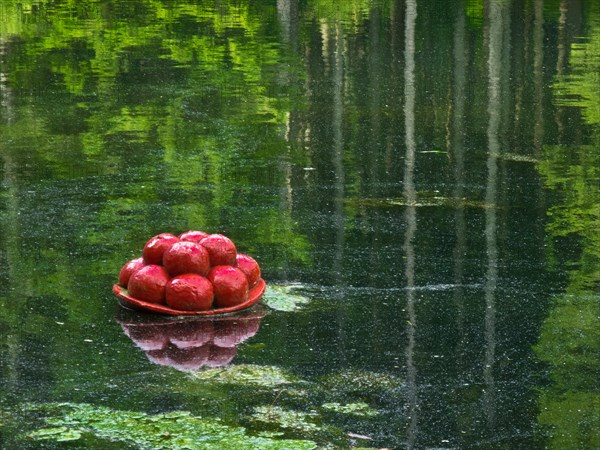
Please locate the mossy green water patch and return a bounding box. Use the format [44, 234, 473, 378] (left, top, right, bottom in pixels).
[321, 370, 401, 394]
[252, 406, 321, 433]
[25, 403, 316, 449]
[321, 402, 378, 417]
[29, 426, 82, 441]
[191, 364, 299, 387]
[262, 284, 311, 312]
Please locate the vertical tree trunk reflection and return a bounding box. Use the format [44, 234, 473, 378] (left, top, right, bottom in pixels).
[533, 0, 544, 154]
[277, 0, 302, 282]
[403, 0, 418, 447]
[331, 21, 347, 363]
[277, 0, 299, 50]
[484, 0, 504, 430]
[555, 0, 568, 141]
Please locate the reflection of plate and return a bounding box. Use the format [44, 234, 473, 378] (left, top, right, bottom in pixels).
[113, 278, 266, 316]
[116, 308, 266, 372]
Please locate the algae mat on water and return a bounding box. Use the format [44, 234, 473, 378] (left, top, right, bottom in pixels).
[25, 403, 317, 449]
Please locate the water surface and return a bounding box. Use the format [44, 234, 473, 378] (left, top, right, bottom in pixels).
[0, 1, 599, 449]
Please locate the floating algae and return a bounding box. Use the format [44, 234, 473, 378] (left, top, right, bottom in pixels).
[321, 402, 378, 417]
[251, 406, 321, 433]
[191, 364, 299, 388]
[25, 403, 317, 449]
[262, 284, 311, 312]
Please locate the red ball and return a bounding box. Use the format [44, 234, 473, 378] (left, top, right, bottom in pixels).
[118, 257, 145, 287]
[142, 233, 180, 265]
[179, 230, 209, 243]
[208, 266, 249, 308]
[163, 241, 210, 277]
[165, 274, 214, 311]
[200, 234, 237, 266]
[235, 253, 261, 288]
[128, 265, 170, 304]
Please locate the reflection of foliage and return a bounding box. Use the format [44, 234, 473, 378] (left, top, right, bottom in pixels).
[552, 13, 600, 124]
[308, 0, 383, 23]
[2, 0, 288, 167]
[534, 294, 600, 449]
[539, 144, 600, 293]
[536, 7, 600, 447]
[26, 402, 317, 449]
[542, 5, 600, 293]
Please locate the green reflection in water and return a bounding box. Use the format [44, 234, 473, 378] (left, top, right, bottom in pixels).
[534, 294, 600, 449]
[535, 2, 600, 447]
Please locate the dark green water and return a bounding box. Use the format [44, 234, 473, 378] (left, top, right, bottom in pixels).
[0, 1, 598, 449]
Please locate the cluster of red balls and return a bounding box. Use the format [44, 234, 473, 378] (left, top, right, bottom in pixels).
[118, 231, 261, 311]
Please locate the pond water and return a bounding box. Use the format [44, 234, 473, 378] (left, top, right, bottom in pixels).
[0, 1, 599, 449]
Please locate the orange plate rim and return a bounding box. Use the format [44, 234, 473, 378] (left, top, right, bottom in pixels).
[113, 278, 266, 316]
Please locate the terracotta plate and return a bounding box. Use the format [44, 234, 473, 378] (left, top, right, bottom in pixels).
[113, 278, 266, 316]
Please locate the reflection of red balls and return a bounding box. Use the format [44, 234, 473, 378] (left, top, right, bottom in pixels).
[168, 345, 211, 372]
[200, 234, 237, 266]
[207, 345, 237, 367]
[128, 265, 170, 304]
[236, 254, 261, 288]
[166, 274, 214, 311]
[208, 266, 249, 308]
[163, 241, 210, 277]
[121, 324, 168, 351]
[179, 230, 209, 243]
[143, 233, 180, 265]
[215, 317, 261, 347]
[118, 257, 145, 287]
[169, 321, 214, 349]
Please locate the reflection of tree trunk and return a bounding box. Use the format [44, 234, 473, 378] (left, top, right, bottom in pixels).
[333, 22, 345, 275]
[403, 0, 418, 447]
[484, 0, 503, 430]
[452, 0, 467, 377]
[277, 0, 301, 279]
[277, 0, 299, 50]
[332, 22, 347, 362]
[554, 0, 568, 141]
[369, 7, 381, 188]
[533, 0, 546, 252]
[0, 39, 14, 123]
[533, 0, 544, 155]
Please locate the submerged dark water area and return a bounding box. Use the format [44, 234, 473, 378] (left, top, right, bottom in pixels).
[0, 0, 599, 449]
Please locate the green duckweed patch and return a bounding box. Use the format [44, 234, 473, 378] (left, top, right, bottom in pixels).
[25, 403, 317, 449]
[321, 402, 378, 417]
[321, 370, 402, 395]
[29, 426, 82, 441]
[191, 364, 299, 387]
[252, 406, 321, 433]
[262, 284, 311, 312]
